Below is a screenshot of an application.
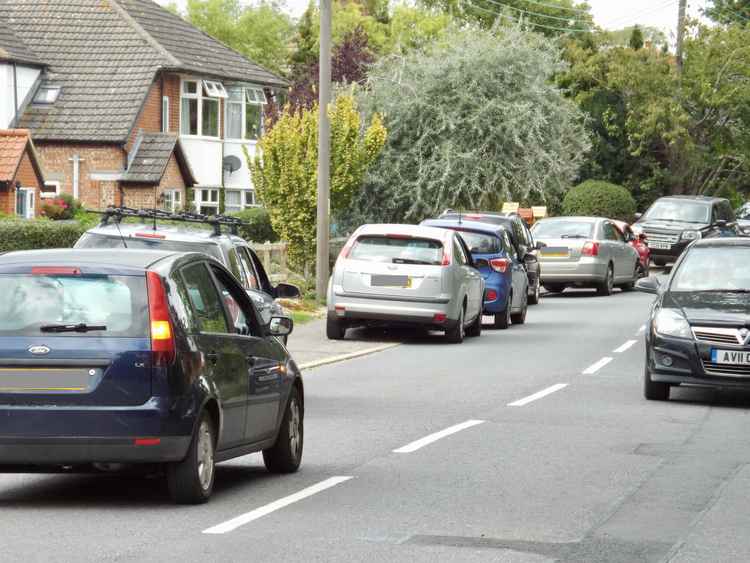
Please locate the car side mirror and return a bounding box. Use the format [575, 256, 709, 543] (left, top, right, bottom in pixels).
[635, 276, 661, 295]
[269, 316, 293, 337]
[535, 241, 546, 250]
[274, 283, 301, 299]
[524, 252, 537, 262]
[634, 213, 643, 221]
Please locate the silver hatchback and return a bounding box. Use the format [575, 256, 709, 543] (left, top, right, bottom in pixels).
[327, 224, 485, 343]
[531, 217, 640, 296]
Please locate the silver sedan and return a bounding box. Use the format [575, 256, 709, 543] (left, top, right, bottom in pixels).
[326, 224, 485, 343]
[531, 217, 640, 296]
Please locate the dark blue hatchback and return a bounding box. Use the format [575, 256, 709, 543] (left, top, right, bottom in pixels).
[422, 219, 529, 328]
[0, 249, 302, 504]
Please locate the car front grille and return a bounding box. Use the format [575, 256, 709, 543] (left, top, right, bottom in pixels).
[701, 360, 750, 377]
[643, 231, 679, 244]
[692, 327, 744, 346]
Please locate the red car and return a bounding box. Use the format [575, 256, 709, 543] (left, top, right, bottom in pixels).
[614, 220, 650, 276]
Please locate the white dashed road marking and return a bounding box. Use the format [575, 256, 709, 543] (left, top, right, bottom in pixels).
[507, 384, 569, 407]
[393, 420, 485, 453]
[614, 340, 637, 354]
[582, 357, 613, 375]
[202, 476, 354, 534]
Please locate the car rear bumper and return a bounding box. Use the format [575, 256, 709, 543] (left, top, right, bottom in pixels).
[539, 260, 607, 284]
[648, 332, 750, 389]
[330, 291, 457, 325]
[0, 397, 194, 465]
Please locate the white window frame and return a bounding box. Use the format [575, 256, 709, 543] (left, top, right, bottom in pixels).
[162, 96, 169, 133]
[33, 85, 61, 105]
[203, 80, 228, 99]
[244, 190, 258, 207]
[162, 188, 182, 213]
[224, 189, 243, 213]
[179, 78, 221, 139]
[40, 181, 60, 200]
[16, 187, 35, 219]
[195, 188, 220, 215]
[224, 85, 267, 142]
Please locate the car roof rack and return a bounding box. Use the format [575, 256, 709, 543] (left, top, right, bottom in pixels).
[89, 206, 247, 236]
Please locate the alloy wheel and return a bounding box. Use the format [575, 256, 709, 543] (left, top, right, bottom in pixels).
[196, 420, 214, 492]
[289, 398, 301, 459]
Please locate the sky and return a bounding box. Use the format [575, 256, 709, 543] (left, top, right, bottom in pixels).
[158, 0, 709, 34]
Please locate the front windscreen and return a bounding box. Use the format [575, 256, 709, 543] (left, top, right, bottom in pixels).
[671, 247, 750, 291]
[532, 220, 594, 239]
[457, 231, 502, 254]
[76, 232, 223, 260]
[350, 236, 444, 265]
[642, 200, 710, 224]
[0, 274, 148, 336]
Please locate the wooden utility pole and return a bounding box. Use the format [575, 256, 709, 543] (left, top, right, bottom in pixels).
[676, 0, 687, 73]
[315, 0, 332, 301]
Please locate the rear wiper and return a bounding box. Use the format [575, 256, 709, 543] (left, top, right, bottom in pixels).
[560, 234, 587, 239]
[40, 323, 107, 333]
[392, 258, 435, 265]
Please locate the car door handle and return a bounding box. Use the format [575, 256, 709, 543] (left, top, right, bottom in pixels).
[206, 351, 218, 365]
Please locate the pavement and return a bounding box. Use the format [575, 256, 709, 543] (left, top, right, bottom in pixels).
[4, 284, 750, 562]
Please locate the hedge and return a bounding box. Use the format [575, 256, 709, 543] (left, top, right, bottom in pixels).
[0, 219, 87, 253]
[562, 180, 637, 221]
[230, 207, 279, 243]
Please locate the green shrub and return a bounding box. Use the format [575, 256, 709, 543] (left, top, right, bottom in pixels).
[230, 207, 279, 243]
[562, 180, 637, 221]
[0, 219, 87, 253]
[40, 194, 82, 220]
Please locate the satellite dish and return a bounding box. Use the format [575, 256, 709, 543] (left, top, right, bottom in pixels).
[222, 155, 242, 173]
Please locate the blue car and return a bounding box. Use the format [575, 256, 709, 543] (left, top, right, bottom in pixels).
[422, 219, 529, 328]
[0, 249, 302, 504]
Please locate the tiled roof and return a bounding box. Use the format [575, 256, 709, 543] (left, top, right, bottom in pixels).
[0, 0, 286, 143]
[116, 0, 287, 87]
[0, 129, 42, 182]
[0, 15, 42, 65]
[123, 132, 196, 185]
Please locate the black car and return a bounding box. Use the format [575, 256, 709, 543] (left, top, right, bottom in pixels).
[637, 238, 750, 400]
[74, 208, 300, 336]
[633, 196, 740, 266]
[439, 210, 542, 304]
[0, 249, 303, 504]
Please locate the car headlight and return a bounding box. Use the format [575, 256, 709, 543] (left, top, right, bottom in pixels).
[681, 230, 702, 241]
[654, 309, 692, 339]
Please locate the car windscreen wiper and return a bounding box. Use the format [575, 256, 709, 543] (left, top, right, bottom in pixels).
[560, 234, 588, 239]
[392, 258, 437, 265]
[40, 323, 107, 333]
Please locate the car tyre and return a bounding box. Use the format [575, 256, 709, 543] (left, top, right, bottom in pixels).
[511, 292, 527, 325]
[653, 257, 668, 267]
[466, 309, 482, 337]
[167, 413, 216, 505]
[445, 306, 465, 343]
[263, 386, 303, 473]
[494, 295, 512, 330]
[644, 365, 669, 401]
[326, 315, 346, 340]
[596, 265, 614, 296]
[528, 280, 541, 305]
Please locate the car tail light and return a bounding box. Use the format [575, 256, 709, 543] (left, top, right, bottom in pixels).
[465, 214, 483, 220]
[386, 234, 412, 240]
[32, 267, 81, 276]
[147, 271, 175, 366]
[433, 313, 447, 324]
[582, 241, 599, 257]
[134, 438, 161, 446]
[440, 236, 453, 266]
[489, 258, 511, 273]
[338, 237, 357, 260]
[486, 289, 498, 301]
[335, 305, 346, 317]
[135, 232, 166, 239]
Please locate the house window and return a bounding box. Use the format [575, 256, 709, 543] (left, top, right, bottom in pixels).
[225, 85, 267, 141]
[162, 96, 169, 133]
[196, 188, 219, 215]
[41, 181, 60, 199]
[33, 86, 61, 105]
[244, 190, 256, 207]
[225, 190, 242, 213]
[162, 189, 182, 213]
[180, 79, 222, 138]
[16, 188, 35, 219]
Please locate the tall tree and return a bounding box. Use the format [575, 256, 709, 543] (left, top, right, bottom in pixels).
[704, 0, 750, 24]
[629, 25, 644, 49]
[186, 0, 294, 76]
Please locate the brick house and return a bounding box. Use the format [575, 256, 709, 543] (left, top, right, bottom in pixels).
[0, 129, 45, 217]
[0, 0, 287, 215]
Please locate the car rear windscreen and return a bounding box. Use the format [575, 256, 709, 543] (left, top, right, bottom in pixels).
[350, 236, 444, 265]
[76, 233, 223, 260]
[0, 274, 148, 337]
[457, 232, 502, 254]
[532, 221, 594, 239]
